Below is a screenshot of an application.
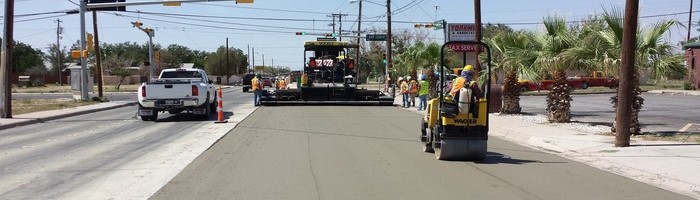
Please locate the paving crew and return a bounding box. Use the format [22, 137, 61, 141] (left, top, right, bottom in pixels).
[450, 65, 483, 99]
[251, 74, 263, 106]
[418, 74, 429, 111]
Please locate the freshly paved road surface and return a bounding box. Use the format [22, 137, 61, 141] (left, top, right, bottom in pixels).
[520, 93, 700, 133]
[151, 106, 690, 200]
[0, 87, 253, 199]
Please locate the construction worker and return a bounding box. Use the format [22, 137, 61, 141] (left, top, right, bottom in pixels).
[408, 75, 418, 107]
[450, 65, 483, 99]
[418, 74, 429, 111]
[278, 78, 287, 89]
[399, 76, 408, 108]
[251, 74, 263, 106]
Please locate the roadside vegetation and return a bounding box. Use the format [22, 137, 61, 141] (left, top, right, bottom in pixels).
[12, 84, 141, 93]
[13, 99, 101, 115]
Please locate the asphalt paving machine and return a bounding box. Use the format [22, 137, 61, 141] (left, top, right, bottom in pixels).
[420, 41, 492, 160]
[260, 38, 394, 105]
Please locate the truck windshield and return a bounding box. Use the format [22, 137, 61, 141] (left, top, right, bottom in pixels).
[160, 71, 202, 79]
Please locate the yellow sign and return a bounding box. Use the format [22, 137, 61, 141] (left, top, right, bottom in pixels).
[163, 1, 181, 6]
[236, 0, 254, 4]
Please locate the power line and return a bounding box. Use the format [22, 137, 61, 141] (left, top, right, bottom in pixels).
[190, 2, 339, 16]
[108, 12, 296, 34]
[127, 10, 334, 32]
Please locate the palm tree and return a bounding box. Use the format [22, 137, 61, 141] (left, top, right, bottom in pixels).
[485, 31, 540, 114]
[534, 16, 577, 122]
[570, 7, 682, 135]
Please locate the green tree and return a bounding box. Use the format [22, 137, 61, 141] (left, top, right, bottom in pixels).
[485, 31, 540, 114]
[204, 46, 248, 77]
[44, 43, 70, 78]
[534, 15, 577, 123]
[0, 39, 45, 75]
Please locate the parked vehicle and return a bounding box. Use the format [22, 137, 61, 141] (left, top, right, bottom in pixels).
[137, 68, 217, 121]
[262, 76, 273, 87]
[518, 71, 618, 91]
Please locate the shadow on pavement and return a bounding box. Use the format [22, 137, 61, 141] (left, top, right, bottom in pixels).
[475, 152, 567, 165]
[155, 111, 233, 122]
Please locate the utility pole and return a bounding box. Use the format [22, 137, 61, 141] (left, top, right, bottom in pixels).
[226, 37, 230, 76]
[615, 0, 640, 147]
[93, 11, 104, 98]
[688, 0, 694, 41]
[331, 13, 348, 40]
[328, 14, 337, 36]
[386, 0, 392, 80]
[56, 19, 63, 86]
[356, 0, 363, 83]
[79, 0, 89, 100]
[247, 44, 250, 73]
[1, 0, 15, 118]
[474, 0, 482, 72]
[251, 47, 255, 73]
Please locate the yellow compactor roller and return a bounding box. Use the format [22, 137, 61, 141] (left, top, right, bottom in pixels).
[420, 41, 492, 161]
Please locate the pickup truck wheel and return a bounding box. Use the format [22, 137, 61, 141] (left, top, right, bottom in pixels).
[200, 96, 211, 120]
[581, 82, 589, 90]
[210, 95, 217, 112]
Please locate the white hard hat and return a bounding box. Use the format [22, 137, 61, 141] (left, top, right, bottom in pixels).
[407, 76, 412, 80]
[398, 77, 404, 81]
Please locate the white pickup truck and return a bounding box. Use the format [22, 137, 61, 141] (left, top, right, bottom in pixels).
[137, 68, 217, 121]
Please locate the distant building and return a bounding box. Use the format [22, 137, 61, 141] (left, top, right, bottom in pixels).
[683, 42, 700, 90]
[180, 63, 195, 69]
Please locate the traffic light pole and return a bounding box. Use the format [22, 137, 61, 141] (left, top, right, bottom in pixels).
[148, 32, 154, 81]
[79, 0, 89, 100]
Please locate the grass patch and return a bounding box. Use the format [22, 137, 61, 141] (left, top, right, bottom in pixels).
[638, 134, 700, 144]
[12, 84, 140, 93]
[13, 98, 101, 115]
[640, 80, 685, 91]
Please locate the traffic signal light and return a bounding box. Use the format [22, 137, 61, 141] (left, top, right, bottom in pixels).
[132, 21, 143, 28]
[154, 51, 161, 62]
[295, 32, 306, 36]
[86, 33, 94, 51]
[414, 23, 422, 28]
[382, 53, 387, 64]
[324, 33, 337, 37]
[424, 23, 434, 28]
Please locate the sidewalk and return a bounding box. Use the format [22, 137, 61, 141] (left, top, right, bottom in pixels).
[393, 97, 700, 199]
[0, 101, 136, 130]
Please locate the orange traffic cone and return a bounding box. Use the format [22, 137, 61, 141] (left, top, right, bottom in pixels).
[214, 86, 228, 123]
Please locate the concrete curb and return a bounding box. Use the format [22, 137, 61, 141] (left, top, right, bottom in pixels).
[648, 90, 700, 96]
[0, 102, 138, 131]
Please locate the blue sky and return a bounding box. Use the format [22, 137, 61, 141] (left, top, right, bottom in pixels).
[1, 0, 697, 70]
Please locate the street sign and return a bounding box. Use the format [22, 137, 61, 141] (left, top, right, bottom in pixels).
[448, 23, 476, 42]
[447, 43, 477, 52]
[433, 20, 445, 30]
[255, 66, 265, 71]
[366, 34, 387, 41]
